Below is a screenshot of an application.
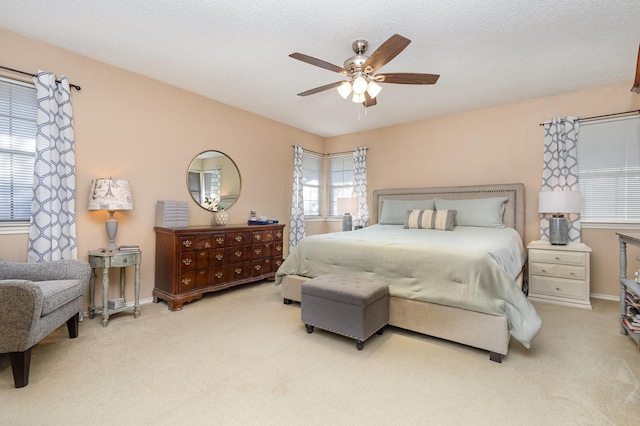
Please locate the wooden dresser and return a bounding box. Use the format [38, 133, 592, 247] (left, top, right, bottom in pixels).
[154, 224, 285, 310]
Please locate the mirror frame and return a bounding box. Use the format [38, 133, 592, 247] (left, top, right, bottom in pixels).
[187, 150, 242, 212]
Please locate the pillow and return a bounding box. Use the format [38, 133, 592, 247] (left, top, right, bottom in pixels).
[434, 197, 508, 228]
[379, 199, 435, 225]
[405, 209, 456, 231]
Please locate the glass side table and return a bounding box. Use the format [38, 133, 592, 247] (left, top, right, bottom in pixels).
[88, 249, 142, 327]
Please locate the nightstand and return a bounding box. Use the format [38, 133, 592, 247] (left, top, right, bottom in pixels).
[88, 249, 142, 326]
[527, 240, 592, 309]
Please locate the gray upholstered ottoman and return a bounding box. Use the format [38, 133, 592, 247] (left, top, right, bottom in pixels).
[301, 274, 389, 350]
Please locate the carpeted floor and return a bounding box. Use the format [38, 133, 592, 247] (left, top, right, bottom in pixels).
[0, 281, 638, 425]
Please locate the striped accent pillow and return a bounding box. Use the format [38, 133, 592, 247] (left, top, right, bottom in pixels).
[404, 209, 457, 231]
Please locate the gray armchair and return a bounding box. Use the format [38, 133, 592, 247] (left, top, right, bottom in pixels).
[0, 259, 90, 388]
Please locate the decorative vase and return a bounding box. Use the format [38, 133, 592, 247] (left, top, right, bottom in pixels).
[214, 210, 228, 226]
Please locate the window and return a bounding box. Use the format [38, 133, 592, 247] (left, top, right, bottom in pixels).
[0, 77, 37, 224]
[577, 115, 640, 224]
[328, 154, 354, 215]
[302, 152, 322, 216]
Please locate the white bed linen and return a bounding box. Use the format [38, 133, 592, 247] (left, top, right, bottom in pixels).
[275, 225, 542, 347]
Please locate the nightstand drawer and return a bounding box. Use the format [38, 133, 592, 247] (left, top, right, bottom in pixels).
[529, 249, 586, 266]
[530, 275, 586, 300]
[530, 262, 586, 280]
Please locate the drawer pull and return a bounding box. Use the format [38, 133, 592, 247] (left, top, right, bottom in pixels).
[555, 287, 560, 291]
[216, 237, 224, 244]
[181, 278, 191, 286]
[200, 252, 207, 257]
[255, 234, 262, 240]
[215, 271, 223, 278]
[205, 242, 211, 248]
[276, 231, 282, 238]
[276, 259, 282, 266]
[569, 271, 574, 275]
[235, 268, 242, 275]
[276, 246, 282, 252]
[254, 248, 262, 255]
[199, 271, 206, 276]
[215, 254, 223, 261]
[255, 265, 261, 271]
[555, 256, 560, 260]
[541, 268, 546, 273]
[183, 240, 192, 248]
[123, 259, 128, 264]
[235, 235, 243, 242]
[235, 250, 242, 257]
[182, 258, 192, 266]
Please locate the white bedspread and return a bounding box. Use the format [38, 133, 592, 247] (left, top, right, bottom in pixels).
[275, 225, 542, 347]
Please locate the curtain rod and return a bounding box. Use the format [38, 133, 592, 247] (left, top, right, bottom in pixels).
[0, 64, 81, 91]
[292, 146, 368, 156]
[538, 109, 640, 126]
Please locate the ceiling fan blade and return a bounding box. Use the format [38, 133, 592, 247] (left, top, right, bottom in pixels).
[632, 43, 640, 94]
[363, 34, 411, 72]
[375, 73, 440, 85]
[297, 81, 344, 96]
[289, 53, 346, 74]
[363, 92, 377, 108]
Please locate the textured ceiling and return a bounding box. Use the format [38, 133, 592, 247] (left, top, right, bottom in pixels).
[1, 0, 639, 137]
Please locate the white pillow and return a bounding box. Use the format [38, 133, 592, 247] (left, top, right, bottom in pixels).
[434, 197, 507, 228]
[379, 199, 435, 225]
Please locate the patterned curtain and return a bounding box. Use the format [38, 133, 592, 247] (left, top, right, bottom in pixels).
[541, 117, 581, 242]
[211, 167, 221, 200]
[352, 147, 369, 228]
[28, 72, 77, 262]
[289, 145, 305, 248]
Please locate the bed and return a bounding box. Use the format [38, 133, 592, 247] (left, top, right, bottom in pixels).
[275, 183, 542, 362]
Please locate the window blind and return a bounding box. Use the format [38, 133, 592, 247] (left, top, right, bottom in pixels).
[0, 77, 37, 223]
[577, 115, 640, 223]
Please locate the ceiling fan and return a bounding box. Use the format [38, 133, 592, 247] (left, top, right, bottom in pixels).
[289, 34, 439, 107]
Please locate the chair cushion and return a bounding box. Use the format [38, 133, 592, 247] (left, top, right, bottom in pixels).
[36, 279, 84, 316]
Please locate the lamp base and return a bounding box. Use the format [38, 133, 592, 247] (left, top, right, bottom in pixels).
[342, 213, 353, 232]
[549, 214, 568, 245]
[105, 212, 120, 251]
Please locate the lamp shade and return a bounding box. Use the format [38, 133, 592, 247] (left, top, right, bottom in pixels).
[337, 197, 359, 214]
[538, 190, 581, 214]
[88, 179, 134, 211]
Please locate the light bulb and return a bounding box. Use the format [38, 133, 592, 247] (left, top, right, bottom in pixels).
[352, 92, 365, 103]
[337, 82, 352, 99]
[367, 81, 382, 99]
[352, 76, 368, 94]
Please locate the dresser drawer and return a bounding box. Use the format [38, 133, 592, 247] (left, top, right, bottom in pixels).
[529, 249, 586, 266]
[530, 275, 586, 300]
[530, 262, 586, 280]
[226, 232, 251, 246]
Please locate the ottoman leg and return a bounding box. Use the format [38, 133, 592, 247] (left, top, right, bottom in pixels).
[305, 324, 314, 334]
[355, 340, 364, 350]
[376, 327, 384, 335]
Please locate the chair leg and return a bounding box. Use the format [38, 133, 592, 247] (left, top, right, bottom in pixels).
[66, 312, 80, 338]
[9, 348, 32, 388]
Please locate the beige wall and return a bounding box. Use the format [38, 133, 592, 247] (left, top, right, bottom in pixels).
[1, 27, 638, 303]
[0, 29, 324, 305]
[326, 83, 640, 299]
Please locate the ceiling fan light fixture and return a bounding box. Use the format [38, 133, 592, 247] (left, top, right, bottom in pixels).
[352, 76, 368, 95]
[352, 92, 365, 103]
[337, 82, 352, 99]
[367, 81, 382, 99]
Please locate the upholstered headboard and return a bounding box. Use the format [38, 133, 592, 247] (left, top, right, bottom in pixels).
[372, 183, 525, 240]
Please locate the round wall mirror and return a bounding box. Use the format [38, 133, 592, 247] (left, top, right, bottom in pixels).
[187, 150, 241, 211]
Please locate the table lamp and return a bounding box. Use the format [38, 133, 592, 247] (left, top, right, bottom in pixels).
[337, 197, 359, 231]
[538, 190, 581, 245]
[88, 178, 134, 251]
